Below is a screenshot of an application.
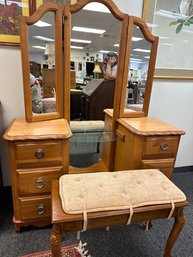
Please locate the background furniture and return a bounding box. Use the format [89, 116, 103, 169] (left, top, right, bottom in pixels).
[3, 118, 71, 232]
[80, 79, 116, 120]
[42, 69, 55, 98]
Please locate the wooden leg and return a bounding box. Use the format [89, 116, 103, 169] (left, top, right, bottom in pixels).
[163, 208, 185, 257]
[50, 224, 62, 257]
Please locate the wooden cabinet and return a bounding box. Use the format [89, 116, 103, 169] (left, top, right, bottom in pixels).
[42, 68, 55, 98]
[3, 118, 71, 232]
[103, 113, 185, 180]
[81, 79, 116, 120]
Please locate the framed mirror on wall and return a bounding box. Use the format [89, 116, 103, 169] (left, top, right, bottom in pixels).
[19, 2, 63, 122]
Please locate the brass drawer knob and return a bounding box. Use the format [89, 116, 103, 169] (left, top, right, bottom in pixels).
[35, 148, 45, 159]
[160, 143, 169, 151]
[35, 178, 45, 189]
[37, 204, 45, 215]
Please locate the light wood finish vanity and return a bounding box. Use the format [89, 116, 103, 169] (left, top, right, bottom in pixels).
[103, 110, 185, 179]
[3, 118, 72, 232]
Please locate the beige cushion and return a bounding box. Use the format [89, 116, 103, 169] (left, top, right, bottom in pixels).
[70, 120, 104, 132]
[59, 169, 186, 214]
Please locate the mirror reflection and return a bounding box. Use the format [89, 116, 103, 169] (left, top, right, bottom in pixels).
[124, 24, 151, 113]
[69, 2, 121, 168]
[28, 11, 56, 114]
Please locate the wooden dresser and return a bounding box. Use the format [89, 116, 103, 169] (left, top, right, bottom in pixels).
[103, 110, 185, 180]
[3, 118, 71, 232]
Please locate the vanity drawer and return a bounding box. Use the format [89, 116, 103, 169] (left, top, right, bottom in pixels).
[19, 195, 51, 220]
[15, 141, 63, 168]
[142, 136, 179, 158]
[141, 158, 175, 179]
[17, 167, 63, 196]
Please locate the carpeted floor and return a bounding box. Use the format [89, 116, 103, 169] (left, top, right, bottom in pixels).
[0, 171, 193, 257]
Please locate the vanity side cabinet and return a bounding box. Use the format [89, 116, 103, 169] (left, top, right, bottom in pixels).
[3, 118, 72, 232]
[114, 117, 185, 180]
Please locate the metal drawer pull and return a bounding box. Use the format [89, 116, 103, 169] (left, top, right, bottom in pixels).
[35, 178, 45, 189]
[37, 204, 45, 215]
[35, 148, 45, 159]
[160, 143, 169, 151]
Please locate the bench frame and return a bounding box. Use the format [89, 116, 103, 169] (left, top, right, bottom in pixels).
[50, 180, 188, 257]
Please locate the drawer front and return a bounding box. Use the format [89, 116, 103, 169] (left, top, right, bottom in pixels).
[142, 136, 179, 158]
[15, 141, 63, 168]
[17, 167, 63, 196]
[141, 159, 175, 179]
[20, 196, 51, 220]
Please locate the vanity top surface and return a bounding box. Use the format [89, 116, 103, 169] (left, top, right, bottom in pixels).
[3, 118, 72, 141]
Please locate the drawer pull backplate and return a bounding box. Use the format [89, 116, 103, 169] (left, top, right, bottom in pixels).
[35, 148, 45, 159]
[160, 143, 169, 151]
[37, 204, 45, 215]
[35, 177, 45, 189]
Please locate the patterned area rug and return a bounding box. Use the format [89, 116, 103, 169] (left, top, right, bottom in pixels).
[20, 241, 90, 257]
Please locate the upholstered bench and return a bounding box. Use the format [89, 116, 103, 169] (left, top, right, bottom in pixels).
[50, 169, 188, 257]
[70, 120, 105, 153]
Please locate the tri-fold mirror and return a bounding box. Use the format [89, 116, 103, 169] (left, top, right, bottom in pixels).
[19, 0, 158, 123]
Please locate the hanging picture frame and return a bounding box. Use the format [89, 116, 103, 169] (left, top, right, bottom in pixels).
[0, 0, 43, 46]
[144, 0, 193, 80]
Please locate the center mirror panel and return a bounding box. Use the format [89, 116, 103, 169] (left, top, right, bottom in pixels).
[69, 2, 122, 168]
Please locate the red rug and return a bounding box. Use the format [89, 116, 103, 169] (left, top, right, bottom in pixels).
[20, 242, 90, 257]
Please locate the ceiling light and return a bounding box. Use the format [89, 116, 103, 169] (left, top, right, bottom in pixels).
[133, 48, 151, 53]
[83, 3, 110, 13]
[161, 43, 173, 46]
[147, 23, 159, 28]
[33, 36, 54, 42]
[114, 44, 119, 47]
[155, 9, 186, 19]
[72, 26, 106, 34]
[130, 58, 143, 61]
[71, 39, 92, 43]
[99, 50, 115, 53]
[132, 37, 143, 41]
[32, 46, 46, 50]
[34, 20, 52, 27]
[144, 56, 150, 59]
[159, 36, 169, 40]
[71, 46, 84, 49]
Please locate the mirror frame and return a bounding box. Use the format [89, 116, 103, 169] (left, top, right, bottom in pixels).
[118, 16, 159, 118]
[19, 2, 63, 122]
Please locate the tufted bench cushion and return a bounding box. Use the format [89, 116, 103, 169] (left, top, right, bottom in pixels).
[70, 120, 104, 132]
[59, 169, 186, 215]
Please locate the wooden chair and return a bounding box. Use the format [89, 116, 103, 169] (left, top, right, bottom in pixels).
[50, 170, 188, 257]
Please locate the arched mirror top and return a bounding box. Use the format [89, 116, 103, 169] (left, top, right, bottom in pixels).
[118, 15, 159, 118]
[19, 2, 63, 122]
[69, 0, 125, 20]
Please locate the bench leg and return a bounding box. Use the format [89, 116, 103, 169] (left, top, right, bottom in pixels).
[163, 208, 185, 257]
[50, 224, 62, 257]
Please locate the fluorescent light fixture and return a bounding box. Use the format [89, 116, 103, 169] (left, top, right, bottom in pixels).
[114, 44, 119, 47]
[34, 20, 52, 27]
[99, 50, 112, 53]
[133, 48, 151, 53]
[71, 39, 92, 43]
[33, 36, 54, 42]
[83, 3, 110, 13]
[144, 56, 150, 59]
[183, 40, 188, 43]
[130, 58, 143, 62]
[159, 36, 170, 40]
[147, 23, 159, 28]
[72, 26, 106, 34]
[155, 9, 186, 19]
[32, 46, 46, 50]
[132, 36, 143, 41]
[161, 43, 173, 46]
[70, 46, 84, 49]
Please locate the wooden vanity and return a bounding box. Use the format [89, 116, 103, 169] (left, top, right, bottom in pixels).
[3, 118, 71, 232]
[103, 109, 185, 180]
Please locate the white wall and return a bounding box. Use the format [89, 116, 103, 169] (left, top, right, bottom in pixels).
[0, 46, 25, 186]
